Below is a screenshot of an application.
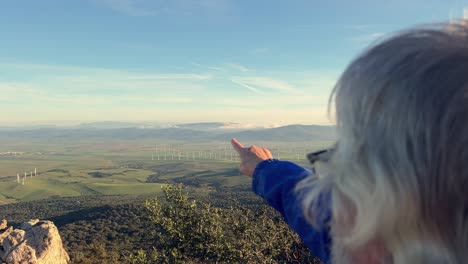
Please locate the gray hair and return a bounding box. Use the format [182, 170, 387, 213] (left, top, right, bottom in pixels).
[300, 21, 468, 263]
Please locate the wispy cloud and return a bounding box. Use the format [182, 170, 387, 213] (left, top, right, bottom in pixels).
[232, 77, 298, 93]
[207, 66, 224, 71]
[0, 60, 334, 124]
[0, 61, 213, 110]
[346, 23, 389, 46]
[226, 63, 251, 72]
[215, 94, 329, 108]
[0, 81, 194, 106]
[191, 62, 225, 72]
[231, 79, 260, 94]
[0, 61, 211, 81]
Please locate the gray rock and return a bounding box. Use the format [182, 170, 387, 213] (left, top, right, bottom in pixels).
[0, 220, 70, 264]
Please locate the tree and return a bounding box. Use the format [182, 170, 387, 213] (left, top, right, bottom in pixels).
[129, 184, 320, 263]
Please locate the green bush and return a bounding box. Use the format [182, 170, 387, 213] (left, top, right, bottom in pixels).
[129, 184, 320, 263]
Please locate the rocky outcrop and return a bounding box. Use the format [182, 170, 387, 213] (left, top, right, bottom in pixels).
[0, 219, 70, 264]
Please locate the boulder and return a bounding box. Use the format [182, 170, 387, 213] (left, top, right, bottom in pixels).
[0, 220, 70, 264]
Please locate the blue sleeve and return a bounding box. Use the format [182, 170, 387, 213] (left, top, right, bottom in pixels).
[252, 159, 331, 264]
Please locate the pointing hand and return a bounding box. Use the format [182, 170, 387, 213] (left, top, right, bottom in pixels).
[230, 138, 273, 177]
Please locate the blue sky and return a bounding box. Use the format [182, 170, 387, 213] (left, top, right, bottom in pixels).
[1, 0, 467, 125]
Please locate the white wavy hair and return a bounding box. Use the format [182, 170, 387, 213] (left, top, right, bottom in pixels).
[299, 21, 468, 263]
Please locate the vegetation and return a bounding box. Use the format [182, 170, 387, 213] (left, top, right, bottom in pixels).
[129, 184, 319, 263]
[0, 185, 321, 263]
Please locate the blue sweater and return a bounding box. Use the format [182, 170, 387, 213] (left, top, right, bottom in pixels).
[252, 159, 331, 263]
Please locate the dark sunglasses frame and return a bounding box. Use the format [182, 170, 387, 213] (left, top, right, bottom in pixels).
[307, 147, 335, 165]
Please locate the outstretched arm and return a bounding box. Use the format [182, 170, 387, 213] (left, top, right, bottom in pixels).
[231, 138, 331, 263]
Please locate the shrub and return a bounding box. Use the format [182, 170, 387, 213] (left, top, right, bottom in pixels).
[129, 184, 320, 263]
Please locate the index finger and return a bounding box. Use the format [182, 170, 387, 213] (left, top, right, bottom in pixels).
[231, 138, 245, 153]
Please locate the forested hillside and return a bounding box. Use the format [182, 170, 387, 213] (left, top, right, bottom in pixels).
[0, 185, 321, 263]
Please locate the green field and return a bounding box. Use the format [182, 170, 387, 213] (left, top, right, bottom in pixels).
[0, 168, 166, 202]
[0, 138, 333, 204]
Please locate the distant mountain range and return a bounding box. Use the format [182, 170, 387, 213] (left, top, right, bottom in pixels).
[78, 121, 151, 129]
[175, 122, 278, 131]
[77, 121, 280, 131]
[0, 122, 336, 142]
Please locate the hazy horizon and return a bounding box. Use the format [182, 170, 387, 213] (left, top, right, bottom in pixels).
[0, 120, 334, 128]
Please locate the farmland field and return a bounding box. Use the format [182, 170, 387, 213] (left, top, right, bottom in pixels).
[0, 137, 333, 204]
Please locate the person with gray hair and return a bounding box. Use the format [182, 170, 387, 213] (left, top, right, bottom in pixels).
[231, 21, 468, 263]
